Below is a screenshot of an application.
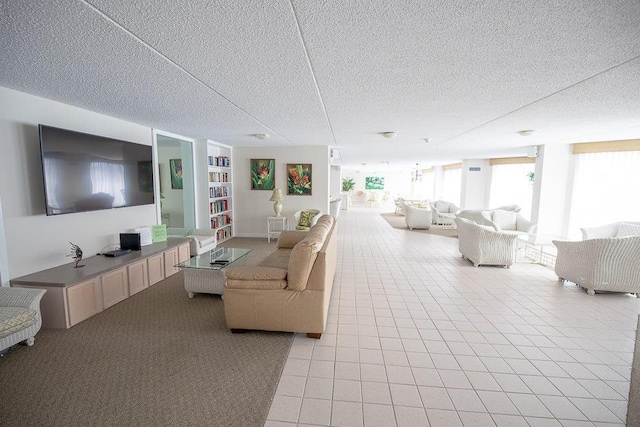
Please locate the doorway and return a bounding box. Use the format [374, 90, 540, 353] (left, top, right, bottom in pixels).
[156, 134, 195, 229]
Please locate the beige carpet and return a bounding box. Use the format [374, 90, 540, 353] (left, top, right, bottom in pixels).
[0, 238, 292, 427]
[627, 316, 640, 426]
[380, 212, 458, 238]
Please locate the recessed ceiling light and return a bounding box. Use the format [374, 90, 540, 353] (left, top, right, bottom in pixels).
[254, 133, 270, 140]
[517, 130, 536, 137]
[381, 132, 398, 139]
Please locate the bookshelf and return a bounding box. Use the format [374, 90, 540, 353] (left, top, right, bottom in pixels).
[207, 143, 233, 243]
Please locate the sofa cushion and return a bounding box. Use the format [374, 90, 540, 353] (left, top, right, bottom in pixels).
[259, 249, 292, 270]
[616, 223, 640, 238]
[493, 210, 517, 231]
[277, 231, 308, 249]
[287, 234, 323, 291]
[225, 266, 287, 281]
[0, 307, 37, 339]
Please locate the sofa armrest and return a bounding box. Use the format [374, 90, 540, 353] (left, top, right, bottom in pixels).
[0, 288, 46, 310]
[517, 216, 537, 234]
[277, 231, 308, 249]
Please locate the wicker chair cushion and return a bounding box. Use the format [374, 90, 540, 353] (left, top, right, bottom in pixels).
[434, 201, 449, 212]
[616, 223, 640, 237]
[0, 307, 37, 339]
[492, 210, 517, 231]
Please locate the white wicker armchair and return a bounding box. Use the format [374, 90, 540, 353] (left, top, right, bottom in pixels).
[455, 217, 519, 267]
[0, 287, 46, 352]
[554, 236, 640, 295]
[430, 200, 459, 225]
[404, 204, 432, 230]
[480, 210, 537, 235]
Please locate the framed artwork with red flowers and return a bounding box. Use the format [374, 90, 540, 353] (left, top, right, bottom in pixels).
[250, 159, 275, 190]
[287, 163, 312, 195]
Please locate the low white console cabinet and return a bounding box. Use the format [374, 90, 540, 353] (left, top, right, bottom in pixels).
[10, 239, 191, 329]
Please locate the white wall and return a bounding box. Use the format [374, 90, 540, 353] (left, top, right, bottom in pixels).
[0, 87, 156, 279]
[461, 159, 490, 209]
[531, 144, 574, 236]
[330, 165, 341, 199]
[233, 145, 330, 237]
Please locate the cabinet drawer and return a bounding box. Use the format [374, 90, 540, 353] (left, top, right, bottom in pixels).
[67, 279, 103, 327]
[164, 248, 179, 277]
[102, 268, 129, 309]
[128, 260, 148, 295]
[178, 243, 190, 263]
[148, 253, 165, 286]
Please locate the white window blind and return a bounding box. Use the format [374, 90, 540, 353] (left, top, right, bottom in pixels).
[569, 150, 640, 235]
[442, 168, 461, 205]
[489, 163, 535, 218]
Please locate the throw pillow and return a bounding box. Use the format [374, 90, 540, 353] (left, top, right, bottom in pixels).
[492, 210, 517, 231]
[616, 223, 640, 237]
[298, 210, 319, 228]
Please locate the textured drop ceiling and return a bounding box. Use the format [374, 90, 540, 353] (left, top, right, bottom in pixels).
[2, 0, 640, 169]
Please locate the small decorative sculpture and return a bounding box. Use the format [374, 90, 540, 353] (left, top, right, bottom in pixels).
[68, 242, 85, 268]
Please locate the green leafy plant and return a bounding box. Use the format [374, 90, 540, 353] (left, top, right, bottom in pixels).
[527, 172, 535, 182]
[342, 178, 355, 192]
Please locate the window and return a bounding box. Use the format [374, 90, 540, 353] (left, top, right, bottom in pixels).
[489, 162, 535, 218]
[442, 166, 461, 205]
[569, 150, 640, 234]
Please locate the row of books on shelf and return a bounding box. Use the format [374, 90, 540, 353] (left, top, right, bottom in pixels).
[209, 186, 229, 198]
[209, 199, 231, 214]
[211, 214, 232, 230]
[208, 171, 229, 183]
[208, 156, 230, 167]
[216, 227, 232, 241]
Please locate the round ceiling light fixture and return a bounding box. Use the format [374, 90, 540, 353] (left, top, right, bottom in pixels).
[517, 129, 537, 137]
[381, 132, 398, 139]
[254, 133, 270, 140]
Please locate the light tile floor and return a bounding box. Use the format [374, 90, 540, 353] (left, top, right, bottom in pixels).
[266, 208, 639, 426]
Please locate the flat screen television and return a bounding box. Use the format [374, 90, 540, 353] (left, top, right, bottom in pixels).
[39, 125, 155, 216]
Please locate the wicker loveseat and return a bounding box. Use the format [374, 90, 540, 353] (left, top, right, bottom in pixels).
[554, 222, 640, 295]
[456, 209, 536, 235]
[454, 217, 519, 268]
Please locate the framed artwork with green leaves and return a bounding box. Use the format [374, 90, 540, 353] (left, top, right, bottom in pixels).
[287, 163, 312, 195]
[250, 159, 275, 190]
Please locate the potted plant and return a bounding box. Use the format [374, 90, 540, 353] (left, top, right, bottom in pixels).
[342, 178, 355, 193]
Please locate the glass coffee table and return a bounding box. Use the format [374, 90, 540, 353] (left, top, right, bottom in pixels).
[517, 233, 565, 265]
[176, 247, 252, 298]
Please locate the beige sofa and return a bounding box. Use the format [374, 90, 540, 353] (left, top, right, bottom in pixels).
[224, 215, 337, 338]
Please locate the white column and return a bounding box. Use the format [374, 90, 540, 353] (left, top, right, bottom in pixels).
[531, 144, 574, 236]
[461, 159, 490, 210]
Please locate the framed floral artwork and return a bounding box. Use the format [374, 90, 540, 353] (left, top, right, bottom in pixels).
[250, 159, 275, 190]
[169, 159, 183, 189]
[287, 163, 312, 195]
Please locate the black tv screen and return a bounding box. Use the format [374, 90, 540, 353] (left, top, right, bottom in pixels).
[39, 125, 155, 216]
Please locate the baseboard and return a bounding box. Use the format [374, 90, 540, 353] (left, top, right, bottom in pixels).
[233, 233, 268, 239]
